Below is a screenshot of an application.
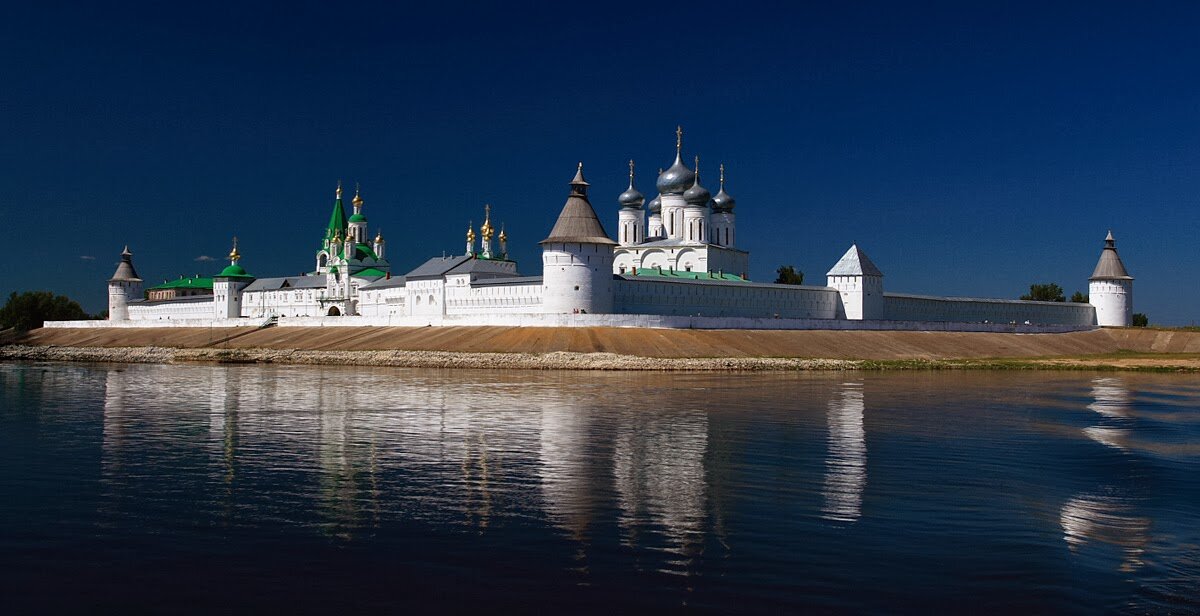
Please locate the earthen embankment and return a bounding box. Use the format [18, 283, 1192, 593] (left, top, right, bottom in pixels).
[4, 326, 1200, 370]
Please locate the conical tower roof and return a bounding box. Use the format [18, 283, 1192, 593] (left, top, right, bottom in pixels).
[326, 182, 348, 237]
[109, 246, 142, 282]
[826, 244, 883, 277]
[540, 163, 616, 246]
[1089, 231, 1133, 280]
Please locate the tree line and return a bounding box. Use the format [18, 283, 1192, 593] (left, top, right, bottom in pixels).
[0, 291, 103, 332]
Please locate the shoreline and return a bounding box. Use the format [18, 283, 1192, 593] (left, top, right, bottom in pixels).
[4, 343, 1199, 372]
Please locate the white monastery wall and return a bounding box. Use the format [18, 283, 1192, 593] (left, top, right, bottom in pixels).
[884, 293, 1097, 326]
[126, 298, 214, 321]
[613, 279, 840, 319]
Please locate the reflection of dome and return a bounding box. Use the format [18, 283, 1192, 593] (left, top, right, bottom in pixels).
[647, 194, 662, 214]
[656, 154, 695, 195]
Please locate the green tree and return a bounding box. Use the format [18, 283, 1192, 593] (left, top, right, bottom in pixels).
[1070, 291, 1089, 303]
[0, 291, 90, 332]
[775, 265, 805, 285]
[1020, 283, 1065, 302]
[1132, 313, 1149, 327]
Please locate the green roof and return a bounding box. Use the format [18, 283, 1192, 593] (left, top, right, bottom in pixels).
[629, 268, 747, 281]
[216, 264, 253, 279]
[326, 196, 347, 235]
[355, 243, 378, 261]
[147, 276, 213, 291]
[353, 267, 387, 279]
[348, 213, 367, 223]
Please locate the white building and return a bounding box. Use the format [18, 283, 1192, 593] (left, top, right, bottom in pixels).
[1089, 231, 1134, 327]
[612, 128, 749, 278]
[92, 130, 1135, 332]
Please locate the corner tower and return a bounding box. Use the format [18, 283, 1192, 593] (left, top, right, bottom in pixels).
[1089, 231, 1133, 327]
[107, 246, 143, 321]
[827, 244, 884, 320]
[541, 163, 617, 314]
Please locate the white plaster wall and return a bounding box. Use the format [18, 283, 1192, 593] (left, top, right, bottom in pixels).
[710, 212, 735, 248]
[614, 279, 839, 319]
[446, 282, 544, 315]
[1089, 279, 1132, 327]
[127, 299, 214, 321]
[884, 293, 1097, 325]
[827, 275, 884, 320]
[617, 209, 644, 246]
[407, 279, 446, 317]
[242, 288, 329, 318]
[542, 242, 614, 314]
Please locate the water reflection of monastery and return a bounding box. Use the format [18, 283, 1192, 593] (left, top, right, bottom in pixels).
[99, 367, 885, 563]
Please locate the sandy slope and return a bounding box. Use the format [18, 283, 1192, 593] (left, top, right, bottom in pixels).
[16, 326, 1200, 360]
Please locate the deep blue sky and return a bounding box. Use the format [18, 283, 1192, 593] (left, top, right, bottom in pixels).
[3, 1, 1198, 323]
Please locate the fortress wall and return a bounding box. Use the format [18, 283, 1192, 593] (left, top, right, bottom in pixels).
[254, 312, 1090, 333]
[127, 298, 213, 321]
[613, 278, 840, 319]
[446, 281, 543, 315]
[884, 293, 1096, 326]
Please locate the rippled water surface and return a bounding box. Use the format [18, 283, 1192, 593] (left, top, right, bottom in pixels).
[1, 362, 1198, 612]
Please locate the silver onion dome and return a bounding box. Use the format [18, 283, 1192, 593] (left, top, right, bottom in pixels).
[647, 194, 662, 214]
[618, 159, 644, 209]
[618, 185, 644, 209]
[656, 153, 695, 195]
[655, 126, 695, 194]
[683, 158, 711, 206]
[712, 187, 735, 212]
[712, 163, 736, 212]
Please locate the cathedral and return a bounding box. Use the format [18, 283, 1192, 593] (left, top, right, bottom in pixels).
[94, 129, 1132, 331]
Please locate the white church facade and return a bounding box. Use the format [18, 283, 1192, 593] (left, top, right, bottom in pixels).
[84, 130, 1133, 332]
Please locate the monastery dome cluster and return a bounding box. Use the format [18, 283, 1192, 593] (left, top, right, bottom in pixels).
[89, 127, 1133, 331]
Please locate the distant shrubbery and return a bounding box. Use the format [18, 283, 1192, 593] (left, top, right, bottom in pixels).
[775, 265, 805, 285]
[1132, 313, 1149, 327]
[1020, 283, 1065, 302]
[0, 291, 91, 331]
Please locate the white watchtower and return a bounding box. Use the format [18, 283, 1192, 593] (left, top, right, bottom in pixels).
[107, 246, 143, 321]
[827, 244, 885, 320]
[541, 163, 617, 314]
[213, 238, 255, 319]
[1089, 231, 1133, 327]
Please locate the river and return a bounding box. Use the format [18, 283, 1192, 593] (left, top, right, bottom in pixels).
[1, 362, 1197, 612]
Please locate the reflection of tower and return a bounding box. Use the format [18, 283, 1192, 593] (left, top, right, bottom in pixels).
[1061, 494, 1151, 573]
[612, 410, 709, 560]
[206, 366, 240, 496]
[539, 403, 597, 542]
[1063, 376, 1150, 573]
[821, 382, 866, 523]
[1084, 377, 1131, 450]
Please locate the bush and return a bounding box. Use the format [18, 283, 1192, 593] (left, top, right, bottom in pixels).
[1132, 313, 1149, 327]
[1020, 283, 1065, 302]
[775, 265, 805, 285]
[0, 291, 90, 331]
